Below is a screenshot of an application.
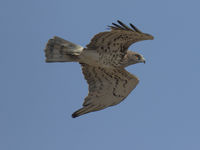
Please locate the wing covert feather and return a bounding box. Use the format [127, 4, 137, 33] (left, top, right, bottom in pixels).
[72, 63, 139, 118]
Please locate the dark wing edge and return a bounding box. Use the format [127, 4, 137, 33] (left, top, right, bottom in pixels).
[108, 20, 142, 33]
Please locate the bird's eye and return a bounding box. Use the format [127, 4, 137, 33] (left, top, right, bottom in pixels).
[135, 54, 140, 60]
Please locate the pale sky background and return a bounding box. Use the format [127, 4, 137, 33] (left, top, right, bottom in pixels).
[1, 0, 200, 150]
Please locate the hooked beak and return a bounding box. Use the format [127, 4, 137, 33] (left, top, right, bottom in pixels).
[138, 59, 145, 64]
[141, 57, 146, 64]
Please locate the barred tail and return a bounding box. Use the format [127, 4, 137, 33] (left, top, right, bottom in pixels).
[44, 36, 83, 62]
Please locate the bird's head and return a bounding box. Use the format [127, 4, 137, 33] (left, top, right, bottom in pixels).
[132, 52, 146, 64]
[122, 51, 145, 67]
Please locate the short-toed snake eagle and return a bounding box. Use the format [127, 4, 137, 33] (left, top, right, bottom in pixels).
[45, 20, 153, 118]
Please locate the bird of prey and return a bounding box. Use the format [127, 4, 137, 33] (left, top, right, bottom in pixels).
[44, 20, 153, 118]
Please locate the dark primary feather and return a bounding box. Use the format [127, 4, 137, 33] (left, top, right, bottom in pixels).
[117, 20, 133, 31]
[108, 20, 141, 32]
[129, 23, 142, 33]
[111, 23, 125, 30]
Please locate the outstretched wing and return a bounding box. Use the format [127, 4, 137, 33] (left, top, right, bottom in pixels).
[72, 63, 139, 118]
[85, 20, 154, 67]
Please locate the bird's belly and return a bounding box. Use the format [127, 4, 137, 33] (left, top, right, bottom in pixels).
[79, 50, 113, 68]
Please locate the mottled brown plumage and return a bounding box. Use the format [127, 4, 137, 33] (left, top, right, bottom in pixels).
[44, 20, 154, 118]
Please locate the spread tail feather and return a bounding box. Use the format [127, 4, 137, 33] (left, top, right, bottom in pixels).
[44, 36, 83, 62]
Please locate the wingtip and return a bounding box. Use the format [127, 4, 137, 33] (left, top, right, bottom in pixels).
[117, 20, 122, 24]
[147, 34, 154, 40]
[71, 113, 78, 118]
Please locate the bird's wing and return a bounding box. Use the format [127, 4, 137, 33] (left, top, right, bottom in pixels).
[85, 20, 154, 67]
[72, 63, 139, 118]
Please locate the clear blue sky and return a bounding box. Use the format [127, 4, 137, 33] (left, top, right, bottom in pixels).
[1, 0, 200, 150]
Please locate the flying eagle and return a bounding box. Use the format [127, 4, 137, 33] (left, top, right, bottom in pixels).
[45, 20, 153, 118]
